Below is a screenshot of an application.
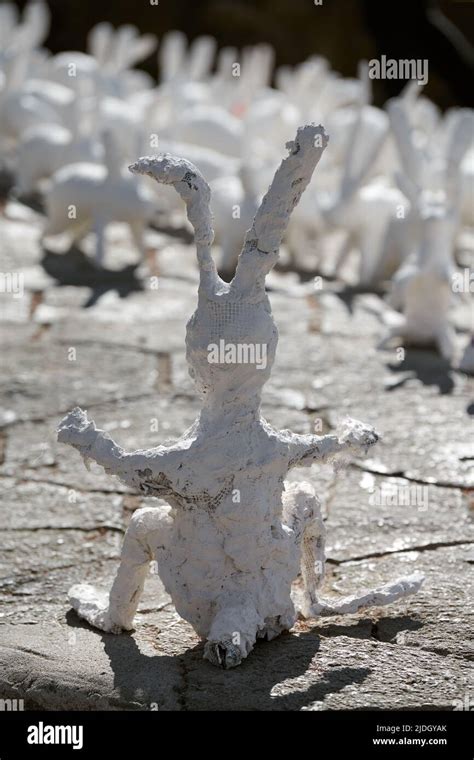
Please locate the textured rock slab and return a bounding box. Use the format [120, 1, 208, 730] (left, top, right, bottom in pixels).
[0, 340, 160, 422]
[0, 396, 199, 491]
[0, 605, 471, 711]
[326, 469, 473, 561]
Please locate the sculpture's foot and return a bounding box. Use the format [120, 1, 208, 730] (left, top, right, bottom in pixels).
[68, 584, 132, 635]
[302, 573, 424, 618]
[257, 615, 292, 641]
[203, 638, 245, 669]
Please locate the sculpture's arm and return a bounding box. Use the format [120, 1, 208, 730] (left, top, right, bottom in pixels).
[57, 407, 174, 495]
[284, 418, 379, 469]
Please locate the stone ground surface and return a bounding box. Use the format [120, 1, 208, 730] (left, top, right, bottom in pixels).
[0, 200, 473, 711]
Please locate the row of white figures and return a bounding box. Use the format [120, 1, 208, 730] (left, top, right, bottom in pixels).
[0, 3, 393, 262]
[58, 125, 423, 668]
[41, 104, 474, 363]
[1, 4, 472, 361]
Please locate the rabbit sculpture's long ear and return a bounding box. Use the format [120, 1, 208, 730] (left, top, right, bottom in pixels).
[238, 44, 274, 94]
[444, 109, 474, 204]
[14, 0, 50, 52]
[215, 46, 238, 83]
[338, 100, 388, 203]
[159, 30, 187, 83]
[400, 78, 424, 105]
[393, 170, 420, 210]
[128, 33, 157, 68]
[251, 44, 275, 89]
[111, 24, 157, 71]
[387, 99, 425, 190]
[108, 24, 136, 71]
[358, 59, 372, 107]
[2, 49, 29, 91]
[275, 64, 293, 96]
[445, 109, 473, 173]
[232, 124, 329, 299]
[331, 61, 386, 205]
[129, 155, 219, 297]
[0, 4, 18, 52]
[277, 55, 328, 107]
[88, 22, 114, 66]
[186, 35, 216, 82]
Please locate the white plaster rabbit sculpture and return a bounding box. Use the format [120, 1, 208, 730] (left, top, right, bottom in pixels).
[0, 0, 50, 65]
[57, 125, 423, 668]
[379, 103, 473, 360]
[141, 31, 217, 135]
[0, 53, 63, 153]
[49, 22, 157, 98]
[16, 100, 103, 195]
[316, 104, 399, 285]
[0, 3, 78, 145]
[43, 131, 155, 267]
[283, 62, 407, 281]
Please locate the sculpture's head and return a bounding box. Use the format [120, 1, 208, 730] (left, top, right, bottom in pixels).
[185, 292, 278, 404]
[130, 125, 328, 406]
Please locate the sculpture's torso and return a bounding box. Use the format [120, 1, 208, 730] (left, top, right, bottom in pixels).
[149, 419, 300, 637]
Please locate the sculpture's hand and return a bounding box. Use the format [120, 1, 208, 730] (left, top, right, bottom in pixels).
[286, 417, 379, 469]
[338, 418, 379, 455]
[58, 407, 98, 454]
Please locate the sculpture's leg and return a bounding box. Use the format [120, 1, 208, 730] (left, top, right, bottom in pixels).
[300, 502, 326, 612]
[333, 232, 354, 277]
[377, 323, 403, 351]
[69, 220, 91, 248]
[204, 594, 263, 669]
[282, 481, 324, 617]
[128, 220, 147, 260]
[436, 324, 456, 362]
[282, 482, 423, 617]
[358, 227, 387, 287]
[92, 216, 107, 268]
[68, 507, 171, 634]
[41, 219, 90, 248]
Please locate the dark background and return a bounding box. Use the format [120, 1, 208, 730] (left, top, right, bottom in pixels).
[8, 0, 474, 108]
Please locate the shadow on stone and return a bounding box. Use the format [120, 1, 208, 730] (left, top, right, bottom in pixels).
[331, 284, 384, 315]
[386, 348, 454, 394]
[66, 610, 371, 710]
[41, 246, 144, 306]
[371, 615, 424, 643]
[14, 190, 45, 214]
[0, 167, 15, 204]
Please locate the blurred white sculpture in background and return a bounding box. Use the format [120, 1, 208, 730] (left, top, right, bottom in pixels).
[43, 131, 155, 266]
[0, 6, 471, 362]
[379, 102, 473, 360]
